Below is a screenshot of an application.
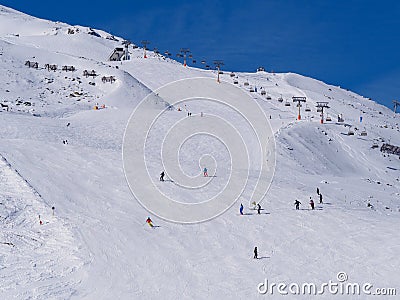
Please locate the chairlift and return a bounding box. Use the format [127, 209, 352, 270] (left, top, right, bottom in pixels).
[348, 127, 355, 135]
[230, 72, 235, 77]
[244, 81, 249, 86]
[188, 54, 193, 58]
[278, 96, 283, 102]
[266, 93, 272, 100]
[201, 60, 206, 64]
[326, 114, 332, 121]
[360, 129, 367, 136]
[305, 104, 311, 112]
[285, 100, 291, 106]
[205, 65, 210, 69]
[218, 70, 224, 74]
[249, 87, 255, 92]
[261, 90, 266, 96]
[192, 60, 196, 64]
[233, 80, 239, 84]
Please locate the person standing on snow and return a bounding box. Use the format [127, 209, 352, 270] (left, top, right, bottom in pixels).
[146, 217, 154, 228]
[160, 171, 165, 182]
[257, 203, 261, 214]
[309, 197, 315, 210]
[240, 203, 244, 215]
[294, 200, 301, 210]
[319, 193, 323, 204]
[203, 167, 208, 177]
[317, 187, 320, 195]
[254, 247, 258, 259]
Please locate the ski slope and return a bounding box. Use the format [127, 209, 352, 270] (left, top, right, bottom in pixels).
[0, 5, 399, 299]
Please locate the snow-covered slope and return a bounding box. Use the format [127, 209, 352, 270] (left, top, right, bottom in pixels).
[0, 5, 399, 299]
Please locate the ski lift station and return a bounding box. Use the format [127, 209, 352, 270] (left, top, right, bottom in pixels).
[108, 48, 125, 61]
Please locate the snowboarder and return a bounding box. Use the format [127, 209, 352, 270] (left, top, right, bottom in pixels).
[317, 187, 320, 195]
[146, 217, 154, 228]
[203, 167, 208, 177]
[160, 171, 165, 182]
[257, 203, 261, 214]
[240, 203, 244, 215]
[254, 246, 258, 259]
[294, 200, 301, 210]
[319, 193, 323, 204]
[309, 197, 315, 210]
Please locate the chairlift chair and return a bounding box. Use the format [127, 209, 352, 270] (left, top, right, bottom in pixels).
[326, 115, 332, 121]
[244, 81, 249, 86]
[249, 87, 255, 92]
[285, 100, 291, 106]
[266, 93, 272, 100]
[278, 96, 283, 102]
[360, 130, 367, 136]
[261, 90, 266, 96]
[233, 80, 238, 84]
[305, 104, 311, 112]
[230, 72, 235, 77]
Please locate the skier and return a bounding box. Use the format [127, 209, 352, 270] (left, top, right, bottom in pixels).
[316, 187, 320, 195]
[294, 200, 301, 210]
[254, 246, 258, 259]
[309, 197, 315, 210]
[240, 203, 244, 215]
[319, 193, 323, 204]
[203, 167, 208, 177]
[146, 217, 154, 228]
[160, 171, 165, 182]
[257, 203, 261, 215]
[66, 122, 70, 127]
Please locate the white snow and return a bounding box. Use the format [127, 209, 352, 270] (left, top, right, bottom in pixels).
[0, 5, 399, 299]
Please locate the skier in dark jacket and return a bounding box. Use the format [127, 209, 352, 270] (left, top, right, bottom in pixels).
[160, 171, 165, 182]
[240, 203, 244, 215]
[257, 203, 261, 214]
[254, 247, 258, 259]
[319, 193, 323, 204]
[317, 187, 320, 195]
[294, 200, 301, 210]
[309, 197, 315, 210]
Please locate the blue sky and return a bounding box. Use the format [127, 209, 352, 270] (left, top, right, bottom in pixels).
[2, 0, 399, 110]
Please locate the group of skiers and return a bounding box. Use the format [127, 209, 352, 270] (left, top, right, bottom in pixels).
[239, 202, 263, 215]
[159, 167, 209, 182]
[294, 187, 324, 210]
